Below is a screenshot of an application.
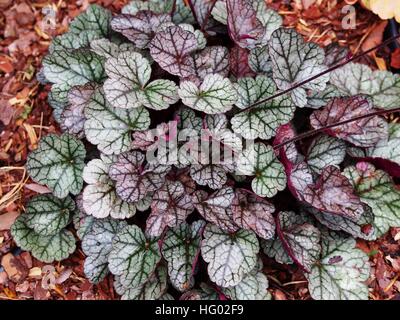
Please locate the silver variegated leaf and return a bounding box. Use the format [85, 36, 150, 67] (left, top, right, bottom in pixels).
[306, 232, 370, 300]
[48, 83, 70, 123]
[43, 50, 105, 86]
[344, 162, 400, 236]
[201, 223, 259, 287]
[11, 215, 76, 263]
[231, 78, 295, 140]
[237, 143, 286, 198]
[179, 74, 237, 114]
[104, 51, 179, 110]
[190, 164, 229, 190]
[306, 135, 346, 174]
[84, 88, 150, 155]
[73, 194, 95, 240]
[90, 38, 137, 59]
[330, 62, 400, 110]
[82, 157, 137, 219]
[161, 221, 205, 292]
[365, 123, 400, 166]
[82, 218, 127, 283]
[222, 269, 270, 300]
[306, 85, 343, 109]
[305, 205, 377, 241]
[269, 28, 328, 107]
[115, 266, 168, 300]
[253, 0, 282, 42]
[248, 46, 270, 73]
[179, 23, 207, 50]
[108, 225, 161, 288]
[69, 4, 112, 38]
[26, 134, 85, 199]
[24, 195, 75, 236]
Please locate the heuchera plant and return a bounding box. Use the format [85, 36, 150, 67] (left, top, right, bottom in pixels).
[12, 0, 400, 300]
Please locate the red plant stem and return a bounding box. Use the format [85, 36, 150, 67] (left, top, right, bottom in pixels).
[201, 0, 218, 32]
[187, 0, 200, 27]
[274, 212, 309, 274]
[170, 0, 177, 17]
[273, 107, 400, 150]
[240, 34, 400, 113]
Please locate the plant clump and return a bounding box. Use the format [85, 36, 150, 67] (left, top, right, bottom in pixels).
[12, 0, 400, 300]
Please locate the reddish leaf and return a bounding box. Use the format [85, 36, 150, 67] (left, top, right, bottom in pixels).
[310, 96, 388, 147]
[226, 0, 265, 49]
[232, 189, 275, 239]
[229, 45, 256, 79]
[192, 187, 239, 233]
[146, 181, 194, 237]
[391, 48, 400, 69]
[149, 26, 198, 77]
[302, 166, 364, 221]
[111, 11, 172, 49]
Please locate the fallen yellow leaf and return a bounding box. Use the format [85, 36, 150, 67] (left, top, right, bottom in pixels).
[364, 0, 400, 23]
[29, 267, 42, 278]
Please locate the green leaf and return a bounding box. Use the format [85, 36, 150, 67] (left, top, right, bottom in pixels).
[231, 77, 295, 140]
[104, 51, 179, 110]
[49, 33, 84, 53]
[43, 50, 105, 86]
[27, 134, 86, 198]
[201, 224, 259, 287]
[108, 225, 161, 288]
[237, 143, 286, 198]
[306, 232, 370, 300]
[161, 221, 205, 292]
[11, 215, 76, 263]
[82, 218, 127, 283]
[248, 46, 270, 74]
[48, 83, 71, 123]
[69, 4, 112, 38]
[82, 157, 137, 219]
[90, 38, 137, 59]
[330, 62, 400, 110]
[24, 195, 75, 236]
[84, 88, 150, 155]
[344, 163, 400, 236]
[114, 265, 168, 300]
[269, 28, 328, 107]
[179, 74, 237, 114]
